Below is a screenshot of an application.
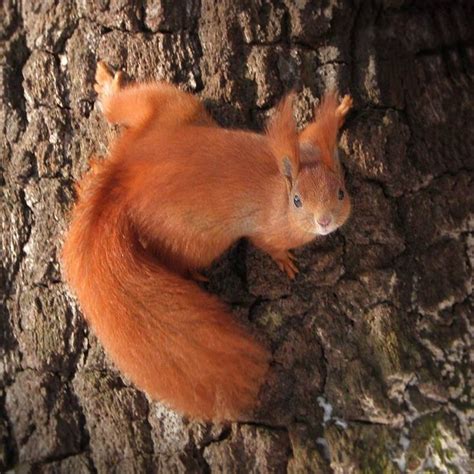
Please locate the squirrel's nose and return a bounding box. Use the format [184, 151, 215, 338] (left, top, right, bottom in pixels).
[317, 216, 332, 228]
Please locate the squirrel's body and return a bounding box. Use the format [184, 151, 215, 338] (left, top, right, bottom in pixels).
[114, 127, 284, 269]
[62, 62, 352, 421]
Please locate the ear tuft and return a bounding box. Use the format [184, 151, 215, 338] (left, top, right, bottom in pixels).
[299, 91, 351, 172]
[266, 93, 300, 184]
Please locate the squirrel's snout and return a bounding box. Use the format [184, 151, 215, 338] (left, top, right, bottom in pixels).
[315, 214, 336, 236]
[317, 216, 332, 228]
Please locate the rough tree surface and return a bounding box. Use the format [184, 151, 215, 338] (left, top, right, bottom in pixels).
[1, 0, 473, 472]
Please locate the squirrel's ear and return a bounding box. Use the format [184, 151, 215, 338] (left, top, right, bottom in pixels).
[298, 91, 350, 171]
[281, 155, 295, 189]
[266, 93, 300, 187]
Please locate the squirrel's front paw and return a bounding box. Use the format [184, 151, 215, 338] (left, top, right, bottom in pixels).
[272, 251, 299, 280]
[94, 61, 124, 111]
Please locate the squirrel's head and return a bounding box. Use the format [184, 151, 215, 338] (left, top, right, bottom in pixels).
[267, 92, 352, 237]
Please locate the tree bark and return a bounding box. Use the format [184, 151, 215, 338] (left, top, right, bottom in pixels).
[1, 0, 473, 472]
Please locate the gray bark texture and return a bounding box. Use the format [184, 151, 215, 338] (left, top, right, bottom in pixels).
[1, 0, 473, 472]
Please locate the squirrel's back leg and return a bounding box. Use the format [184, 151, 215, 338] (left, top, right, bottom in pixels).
[94, 61, 215, 129]
[335, 94, 353, 128]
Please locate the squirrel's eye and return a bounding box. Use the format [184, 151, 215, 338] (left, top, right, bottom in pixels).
[338, 189, 345, 200]
[293, 195, 302, 208]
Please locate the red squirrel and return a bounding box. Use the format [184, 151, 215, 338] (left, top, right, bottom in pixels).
[62, 61, 352, 421]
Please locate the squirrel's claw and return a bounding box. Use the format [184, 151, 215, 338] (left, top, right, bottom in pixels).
[190, 270, 209, 283]
[274, 251, 299, 280]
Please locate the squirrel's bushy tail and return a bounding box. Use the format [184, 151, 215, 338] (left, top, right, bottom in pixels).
[62, 163, 270, 421]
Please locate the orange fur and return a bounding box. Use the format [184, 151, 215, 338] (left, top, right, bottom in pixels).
[101, 82, 215, 129]
[62, 62, 352, 421]
[95, 61, 215, 129]
[266, 92, 300, 179]
[299, 92, 352, 172]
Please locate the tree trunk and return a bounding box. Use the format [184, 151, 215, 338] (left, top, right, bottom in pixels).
[1, 0, 473, 472]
